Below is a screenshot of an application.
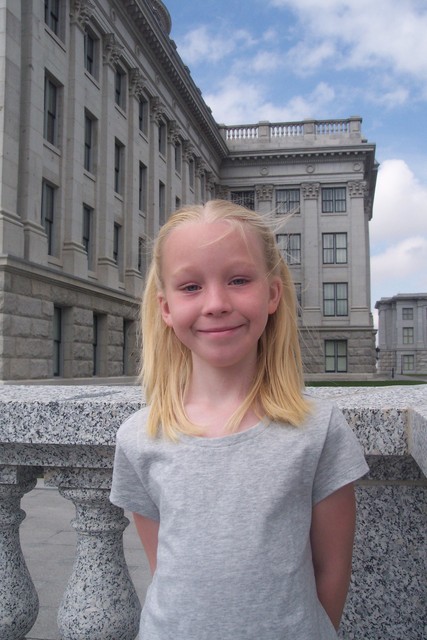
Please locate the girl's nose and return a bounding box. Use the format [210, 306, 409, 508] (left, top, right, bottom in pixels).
[203, 285, 232, 315]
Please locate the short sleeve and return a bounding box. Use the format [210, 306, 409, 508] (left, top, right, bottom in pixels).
[312, 404, 369, 505]
[109, 412, 160, 521]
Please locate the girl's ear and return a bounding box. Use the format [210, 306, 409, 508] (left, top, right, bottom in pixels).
[268, 276, 282, 315]
[157, 292, 174, 327]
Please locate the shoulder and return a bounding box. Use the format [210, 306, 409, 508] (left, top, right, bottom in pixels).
[115, 405, 151, 448]
[301, 393, 347, 435]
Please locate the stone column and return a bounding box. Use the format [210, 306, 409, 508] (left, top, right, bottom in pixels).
[301, 182, 321, 324]
[0, 466, 39, 640]
[255, 183, 274, 214]
[47, 468, 140, 640]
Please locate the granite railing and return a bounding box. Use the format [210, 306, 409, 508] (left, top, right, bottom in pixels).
[0, 385, 426, 640]
[219, 116, 365, 150]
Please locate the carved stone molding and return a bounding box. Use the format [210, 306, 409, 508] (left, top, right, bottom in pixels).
[205, 171, 215, 191]
[182, 140, 194, 162]
[70, 0, 95, 29]
[255, 184, 274, 202]
[167, 121, 181, 144]
[195, 158, 206, 178]
[216, 187, 229, 200]
[103, 34, 123, 68]
[348, 180, 368, 198]
[150, 97, 166, 124]
[301, 182, 320, 200]
[128, 68, 147, 99]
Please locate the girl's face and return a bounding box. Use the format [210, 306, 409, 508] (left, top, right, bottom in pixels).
[158, 220, 282, 375]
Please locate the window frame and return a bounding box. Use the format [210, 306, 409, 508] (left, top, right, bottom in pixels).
[402, 327, 414, 344]
[402, 307, 413, 320]
[45, 0, 60, 36]
[114, 139, 124, 195]
[82, 204, 94, 269]
[323, 282, 348, 317]
[325, 340, 348, 373]
[53, 305, 62, 376]
[138, 97, 149, 135]
[230, 191, 255, 210]
[84, 29, 99, 79]
[84, 112, 96, 173]
[41, 180, 56, 256]
[276, 233, 301, 265]
[44, 74, 59, 146]
[275, 188, 300, 214]
[322, 187, 347, 213]
[114, 66, 127, 110]
[138, 162, 147, 212]
[322, 232, 348, 264]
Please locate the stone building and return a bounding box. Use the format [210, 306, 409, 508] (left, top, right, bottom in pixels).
[0, 0, 378, 381]
[375, 294, 427, 376]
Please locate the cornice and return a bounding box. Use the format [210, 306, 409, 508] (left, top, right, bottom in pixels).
[121, 0, 228, 159]
[221, 147, 374, 167]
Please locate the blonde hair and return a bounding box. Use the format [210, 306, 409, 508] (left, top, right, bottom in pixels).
[140, 199, 310, 439]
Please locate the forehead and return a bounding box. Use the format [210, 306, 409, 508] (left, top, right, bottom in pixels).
[162, 220, 265, 263]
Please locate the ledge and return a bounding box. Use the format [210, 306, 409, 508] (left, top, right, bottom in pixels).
[0, 385, 425, 473]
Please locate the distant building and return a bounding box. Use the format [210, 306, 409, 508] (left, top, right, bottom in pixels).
[0, 0, 378, 381]
[375, 294, 427, 376]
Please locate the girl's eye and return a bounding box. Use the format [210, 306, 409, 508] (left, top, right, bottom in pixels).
[230, 278, 248, 286]
[181, 284, 200, 293]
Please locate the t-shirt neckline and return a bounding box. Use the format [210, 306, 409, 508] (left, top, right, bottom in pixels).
[179, 418, 270, 447]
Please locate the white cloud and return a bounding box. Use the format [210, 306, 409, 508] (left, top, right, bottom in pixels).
[204, 78, 335, 124]
[371, 159, 427, 246]
[269, 0, 427, 87]
[371, 237, 427, 301]
[177, 26, 255, 65]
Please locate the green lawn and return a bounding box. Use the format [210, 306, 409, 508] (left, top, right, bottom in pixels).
[306, 380, 427, 387]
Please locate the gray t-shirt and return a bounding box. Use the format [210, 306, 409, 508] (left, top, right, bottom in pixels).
[110, 396, 369, 640]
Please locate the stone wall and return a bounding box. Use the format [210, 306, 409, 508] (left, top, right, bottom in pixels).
[0, 385, 425, 639]
[0, 265, 140, 380]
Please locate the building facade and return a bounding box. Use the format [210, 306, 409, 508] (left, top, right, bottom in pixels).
[0, 0, 378, 381]
[376, 294, 427, 376]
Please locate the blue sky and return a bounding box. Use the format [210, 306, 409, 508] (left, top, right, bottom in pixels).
[163, 0, 427, 323]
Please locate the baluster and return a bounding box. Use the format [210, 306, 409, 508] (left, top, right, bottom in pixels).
[0, 466, 39, 640]
[50, 469, 141, 640]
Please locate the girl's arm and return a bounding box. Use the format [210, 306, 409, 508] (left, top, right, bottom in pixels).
[310, 482, 356, 630]
[133, 512, 159, 575]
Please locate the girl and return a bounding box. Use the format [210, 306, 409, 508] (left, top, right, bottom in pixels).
[110, 200, 368, 640]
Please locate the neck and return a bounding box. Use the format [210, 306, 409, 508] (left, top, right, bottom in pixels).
[184, 359, 259, 436]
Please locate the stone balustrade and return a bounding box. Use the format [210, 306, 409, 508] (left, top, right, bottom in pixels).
[219, 116, 365, 150]
[0, 385, 426, 640]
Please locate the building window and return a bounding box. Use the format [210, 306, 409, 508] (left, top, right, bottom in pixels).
[53, 306, 62, 376]
[93, 313, 99, 375]
[323, 233, 347, 264]
[403, 327, 414, 344]
[113, 222, 121, 264]
[84, 112, 96, 173]
[175, 141, 182, 174]
[276, 234, 301, 265]
[123, 319, 133, 375]
[276, 189, 300, 214]
[158, 121, 167, 156]
[115, 67, 126, 110]
[139, 162, 147, 211]
[402, 354, 414, 372]
[82, 204, 94, 269]
[294, 282, 302, 316]
[138, 97, 148, 135]
[230, 191, 255, 210]
[175, 197, 181, 210]
[402, 307, 413, 320]
[41, 180, 56, 256]
[188, 157, 195, 189]
[44, 74, 59, 145]
[323, 283, 348, 316]
[45, 0, 60, 36]
[325, 340, 348, 373]
[114, 140, 124, 194]
[84, 30, 98, 78]
[159, 181, 166, 226]
[322, 187, 346, 213]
